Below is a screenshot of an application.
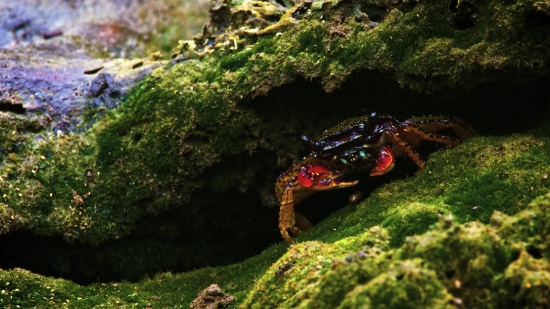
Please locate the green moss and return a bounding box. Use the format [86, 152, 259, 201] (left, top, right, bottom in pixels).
[0, 240, 286, 308]
[0, 268, 148, 308]
[338, 259, 452, 309]
[383, 202, 447, 248]
[295, 23, 328, 54]
[498, 251, 550, 308]
[219, 49, 256, 71]
[2, 0, 550, 304]
[241, 227, 391, 308]
[240, 192, 550, 308]
[2, 120, 550, 307]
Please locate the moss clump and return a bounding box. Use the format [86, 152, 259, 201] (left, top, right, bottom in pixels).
[382, 202, 448, 247]
[337, 259, 451, 309]
[242, 193, 550, 308]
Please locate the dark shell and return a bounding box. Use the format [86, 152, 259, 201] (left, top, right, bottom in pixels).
[307, 112, 398, 153]
[303, 112, 399, 167]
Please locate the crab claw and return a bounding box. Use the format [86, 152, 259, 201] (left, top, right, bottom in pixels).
[277, 160, 359, 244]
[370, 145, 396, 176]
[298, 162, 358, 189]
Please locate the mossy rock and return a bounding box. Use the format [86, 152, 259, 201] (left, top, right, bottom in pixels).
[241, 192, 550, 309]
[2, 116, 550, 307]
[0, 0, 549, 304]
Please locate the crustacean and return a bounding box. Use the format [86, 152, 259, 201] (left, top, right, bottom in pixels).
[275, 112, 476, 243]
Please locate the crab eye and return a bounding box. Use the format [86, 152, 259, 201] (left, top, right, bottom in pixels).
[369, 111, 379, 122]
[302, 135, 319, 152]
[363, 112, 380, 129]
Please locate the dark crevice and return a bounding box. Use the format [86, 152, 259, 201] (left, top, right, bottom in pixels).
[525, 12, 550, 30]
[359, 1, 417, 23]
[445, 270, 456, 279]
[510, 249, 521, 262]
[0, 188, 280, 285]
[248, 69, 550, 249]
[0, 102, 26, 114]
[132, 132, 142, 143]
[249, 69, 550, 245]
[524, 12, 550, 41]
[526, 245, 542, 259]
[449, 0, 477, 29]
[362, 8, 386, 23]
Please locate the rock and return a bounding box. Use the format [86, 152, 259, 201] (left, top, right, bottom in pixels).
[0, 0, 549, 305]
[190, 284, 235, 309]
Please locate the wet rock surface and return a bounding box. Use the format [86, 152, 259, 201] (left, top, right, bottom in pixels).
[0, 0, 208, 132]
[0, 0, 209, 57]
[0, 48, 162, 133]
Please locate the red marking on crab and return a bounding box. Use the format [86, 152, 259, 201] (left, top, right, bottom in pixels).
[298, 162, 340, 188]
[370, 145, 396, 176]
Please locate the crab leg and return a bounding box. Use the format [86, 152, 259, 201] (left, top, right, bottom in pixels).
[405, 116, 477, 140]
[279, 210, 313, 243]
[384, 116, 475, 168]
[278, 187, 297, 243]
[385, 129, 427, 168]
[277, 176, 317, 243]
[398, 122, 459, 148]
[277, 161, 358, 243]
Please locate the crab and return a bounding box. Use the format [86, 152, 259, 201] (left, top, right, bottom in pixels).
[275, 112, 476, 243]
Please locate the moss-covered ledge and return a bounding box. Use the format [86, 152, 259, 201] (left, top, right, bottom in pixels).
[181, 0, 550, 94]
[243, 192, 550, 308]
[1, 122, 550, 307]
